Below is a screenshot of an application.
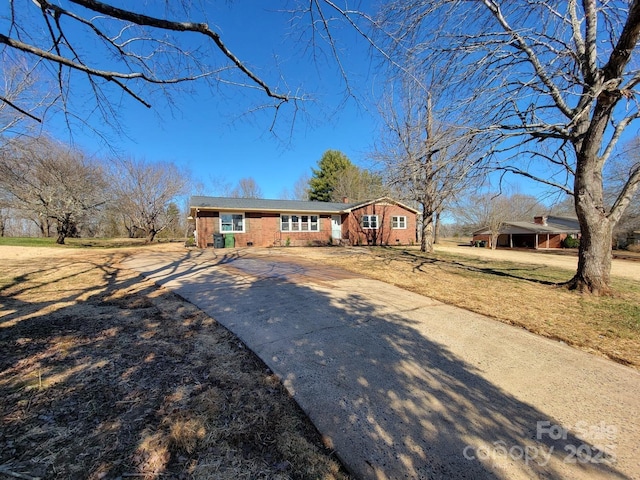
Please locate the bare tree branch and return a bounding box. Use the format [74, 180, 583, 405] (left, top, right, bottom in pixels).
[1, 0, 306, 135]
[374, 68, 486, 252]
[376, 0, 640, 293]
[0, 94, 41, 122]
[66, 0, 290, 101]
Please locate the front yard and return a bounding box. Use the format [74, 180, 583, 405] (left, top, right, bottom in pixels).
[278, 245, 640, 369]
[0, 245, 349, 480]
[2, 239, 638, 479]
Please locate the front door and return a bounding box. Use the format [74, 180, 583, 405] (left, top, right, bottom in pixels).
[331, 215, 342, 241]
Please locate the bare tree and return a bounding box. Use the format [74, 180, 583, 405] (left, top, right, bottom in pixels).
[109, 157, 189, 243]
[549, 196, 577, 218]
[0, 136, 107, 244]
[378, 1, 640, 294]
[454, 192, 545, 249]
[293, 173, 311, 201]
[330, 165, 387, 203]
[206, 176, 234, 198]
[606, 137, 640, 244]
[0, 188, 10, 236]
[374, 75, 482, 253]
[0, 53, 53, 135]
[279, 173, 311, 201]
[231, 177, 263, 199]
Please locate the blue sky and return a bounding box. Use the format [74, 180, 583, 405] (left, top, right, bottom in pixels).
[39, 2, 384, 199]
[11, 1, 622, 207]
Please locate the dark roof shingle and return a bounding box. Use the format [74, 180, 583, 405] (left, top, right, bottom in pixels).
[189, 196, 362, 213]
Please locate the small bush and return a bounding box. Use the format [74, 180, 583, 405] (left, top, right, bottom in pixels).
[563, 236, 580, 248]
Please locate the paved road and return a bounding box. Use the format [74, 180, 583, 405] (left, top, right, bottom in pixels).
[123, 248, 640, 480]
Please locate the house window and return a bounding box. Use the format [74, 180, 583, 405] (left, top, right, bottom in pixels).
[392, 216, 407, 229]
[281, 214, 319, 232]
[361, 215, 379, 229]
[220, 213, 244, 232]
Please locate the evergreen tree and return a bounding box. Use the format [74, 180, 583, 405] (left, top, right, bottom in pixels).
[308, 150, 354, 202]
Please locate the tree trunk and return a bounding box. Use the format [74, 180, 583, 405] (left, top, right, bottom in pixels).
[421, 210, 434, 253]
[567, 218, 612, 295]
[566, 146, 613, 295]
[37, 217, 52, 237]
[146, 229, 157, 243]
[490, 232, 499, 250]
[56, 219, 67, 244]
[566, 189, 613, 295]
[55, 214, 72, 245]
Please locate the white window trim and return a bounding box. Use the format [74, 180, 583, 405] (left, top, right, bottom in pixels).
[280, 214, 320, 232]
[392, 216, 407, 229]
[361, 215, 379, 230]
[219, 212, 245, 233]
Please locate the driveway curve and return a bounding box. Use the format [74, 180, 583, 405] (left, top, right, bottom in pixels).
[123, 248, 640, 480]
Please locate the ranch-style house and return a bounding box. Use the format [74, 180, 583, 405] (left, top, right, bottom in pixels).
[189, 196, 419, 248]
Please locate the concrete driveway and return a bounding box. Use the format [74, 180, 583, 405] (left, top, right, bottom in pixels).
[123, 248, 640, 480]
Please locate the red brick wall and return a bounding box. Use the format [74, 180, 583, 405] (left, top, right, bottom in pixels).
[537, 233, 565, 249]
[346, 203, 417, 246]
[276, 214, 333, 247]
[196, 211, 335, 247]
[471, 234, 492, 247]
[195, 203, 417, 248]
[195, 211, 217, 248]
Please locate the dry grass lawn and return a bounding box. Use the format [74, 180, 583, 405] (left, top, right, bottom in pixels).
[2, 240, 639, 479]
[284, 245, 640, 369]
[0, 245, 350, 480]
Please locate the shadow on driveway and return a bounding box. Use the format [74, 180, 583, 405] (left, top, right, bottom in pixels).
[124, 249, 636, 480]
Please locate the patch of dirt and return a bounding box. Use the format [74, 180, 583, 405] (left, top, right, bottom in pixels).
[0, 246, 350, 480]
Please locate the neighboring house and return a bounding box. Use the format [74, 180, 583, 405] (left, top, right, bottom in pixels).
[189, 196, 418, 248]
[472, 215, 581, 249]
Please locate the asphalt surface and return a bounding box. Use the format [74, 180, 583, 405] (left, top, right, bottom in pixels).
[123, 248, 640, 480]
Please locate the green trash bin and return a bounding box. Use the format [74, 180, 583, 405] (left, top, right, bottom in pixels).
[224, 233, 235, 248]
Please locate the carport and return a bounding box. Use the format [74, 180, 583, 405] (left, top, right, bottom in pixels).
[473, 216, 580, 249]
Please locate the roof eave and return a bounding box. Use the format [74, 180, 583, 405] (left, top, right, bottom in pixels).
[192, 205, 343, 214]
[343, 196, 420, 214]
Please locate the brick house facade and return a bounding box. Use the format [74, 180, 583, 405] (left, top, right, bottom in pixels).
[189, 196, 418, 248]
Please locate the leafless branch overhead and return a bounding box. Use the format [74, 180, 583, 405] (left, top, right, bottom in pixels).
[0, 0, 298, 125]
